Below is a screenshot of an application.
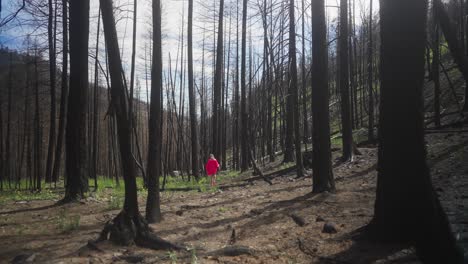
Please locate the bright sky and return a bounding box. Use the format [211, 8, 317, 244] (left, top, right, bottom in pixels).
[1, 0, 379, 104]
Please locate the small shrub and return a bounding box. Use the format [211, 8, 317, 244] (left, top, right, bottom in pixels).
[57, 210, 80, 233]
[167, 251, 178, 264]
[107, 195, 123, 210]
[189, 246, 198, 264]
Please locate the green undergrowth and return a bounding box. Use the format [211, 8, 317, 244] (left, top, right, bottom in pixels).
[57, 209, 80, 233]
[0, 187, 60, 206]
[0, 171, 245, 206]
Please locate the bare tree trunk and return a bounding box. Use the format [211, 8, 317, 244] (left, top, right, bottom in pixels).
[5, 53, 13, 188]
[434, 0, 468, 112]
[51, 0, 68, 184]
[372, 1, 463, 261]
[146, 0, 164, 223]
[289, 0, 304, 176]
[213, 0, 224, 160]
[339, 0, 353, 161]
[98, 0, 180, 250]
[45, 0, 57, 183]
[301, 0, 308, 147]
[33, 52, 42, 191]
[91, 7, 101, 188]
[64, 0, 89, 201]
[367, 0, 375, 141]
[311, 0, 335, 193]
[432, 4, 441, 128]
[240, 0, 249, 171]
[187, 0, 199, 179]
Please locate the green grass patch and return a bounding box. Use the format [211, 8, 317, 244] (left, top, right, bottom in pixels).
[57, 209, 80, 233]
[0, 188, 60, 205]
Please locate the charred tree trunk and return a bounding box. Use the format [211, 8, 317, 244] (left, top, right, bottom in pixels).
[289, 0, 304, 177]
[432, 5, 441, 128]
[64, 0, 89, 201]
[33, 53, 42, 191]
[146, 0, 164, 223]
[51, 0, 69, 183]
[45, 0, 57, 183]
[213, 0, 224, 160]
[240, 0, 249, 171]
[434, 0, 468, 112]
[339, 0, 353, 161]
[97, 0, 181, 250]
[91, 7, 101, 186]
[372, 0, 463, 262]
[311, 0, 335, 193]
[188, 0, 199, 179]
[367, 0, 375, 142]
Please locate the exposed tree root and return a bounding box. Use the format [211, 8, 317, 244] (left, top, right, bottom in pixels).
[97, 211, 184, 250]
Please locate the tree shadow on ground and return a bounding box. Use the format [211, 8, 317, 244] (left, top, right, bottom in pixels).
[322, 228, 419, 264]
[0, 202, 59, 215]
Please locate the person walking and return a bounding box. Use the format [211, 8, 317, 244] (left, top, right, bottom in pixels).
[205, 154, 220, 187]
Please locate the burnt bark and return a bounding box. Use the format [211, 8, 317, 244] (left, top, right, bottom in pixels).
[64, 0, 89, 201]
[98, 0, 182, 250]
[372, 0, 463, 262]
[311, 0, 335, 193]
[146, 0, 163, 223]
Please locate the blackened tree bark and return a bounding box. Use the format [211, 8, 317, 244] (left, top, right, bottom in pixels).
[367, 0, 374, 141]
[33, 52, 42, 191]
[433, 0, 468, 112]
[52, 0, 68, 183]
[5, 53, 13, 187]
[311, 0, 334, 193]
[91, 7, 101, 185]
[0, 53, 3, 189]
[64, 0, 89, 201]
[240, 0, 249, 171]
[97, 0, 181, 250]
[188, 0, 199, 179]
[283, 0, 295, 163]
[432, 4, 441, 128]
[146, 0, 163, 223]
[372, 0, 463, 262]
[213, 0, 224, 160]
[301, 0, 308, 146]
[339, 0, 353, 161]
[45, 0, 57, 183]
[288, 0, 304, 177]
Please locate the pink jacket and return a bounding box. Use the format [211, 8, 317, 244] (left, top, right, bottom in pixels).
[205, 158, 219, 176]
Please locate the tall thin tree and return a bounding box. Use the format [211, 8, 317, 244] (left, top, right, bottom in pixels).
[188, 0, 199, 179]
[45, 0, 57, 183]
[339, 0, 353, 161]
[51, 0, 69, 183]
[289, 0, 304, 176]
[311, 0, 334, 193]
[146, 0, 164, 223]
[64, 0, 90, 201]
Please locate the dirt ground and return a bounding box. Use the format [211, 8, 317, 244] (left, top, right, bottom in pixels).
[1, 118, 467, 264]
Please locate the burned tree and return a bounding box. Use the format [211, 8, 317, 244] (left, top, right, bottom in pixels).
[371, 0, 463, 262]
[311, 0, 334, 193]
[97, 0, 182, 249]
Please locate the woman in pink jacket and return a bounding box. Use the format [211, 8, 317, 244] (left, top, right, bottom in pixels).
[205, 154, 220, 187]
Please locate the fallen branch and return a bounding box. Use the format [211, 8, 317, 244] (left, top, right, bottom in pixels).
[244, 165, 297, 183]
[249, 150, 273, 185]
[207, 246, 255, 257]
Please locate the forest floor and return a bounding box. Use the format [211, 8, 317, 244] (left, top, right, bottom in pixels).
[1, 110, 467, 264]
